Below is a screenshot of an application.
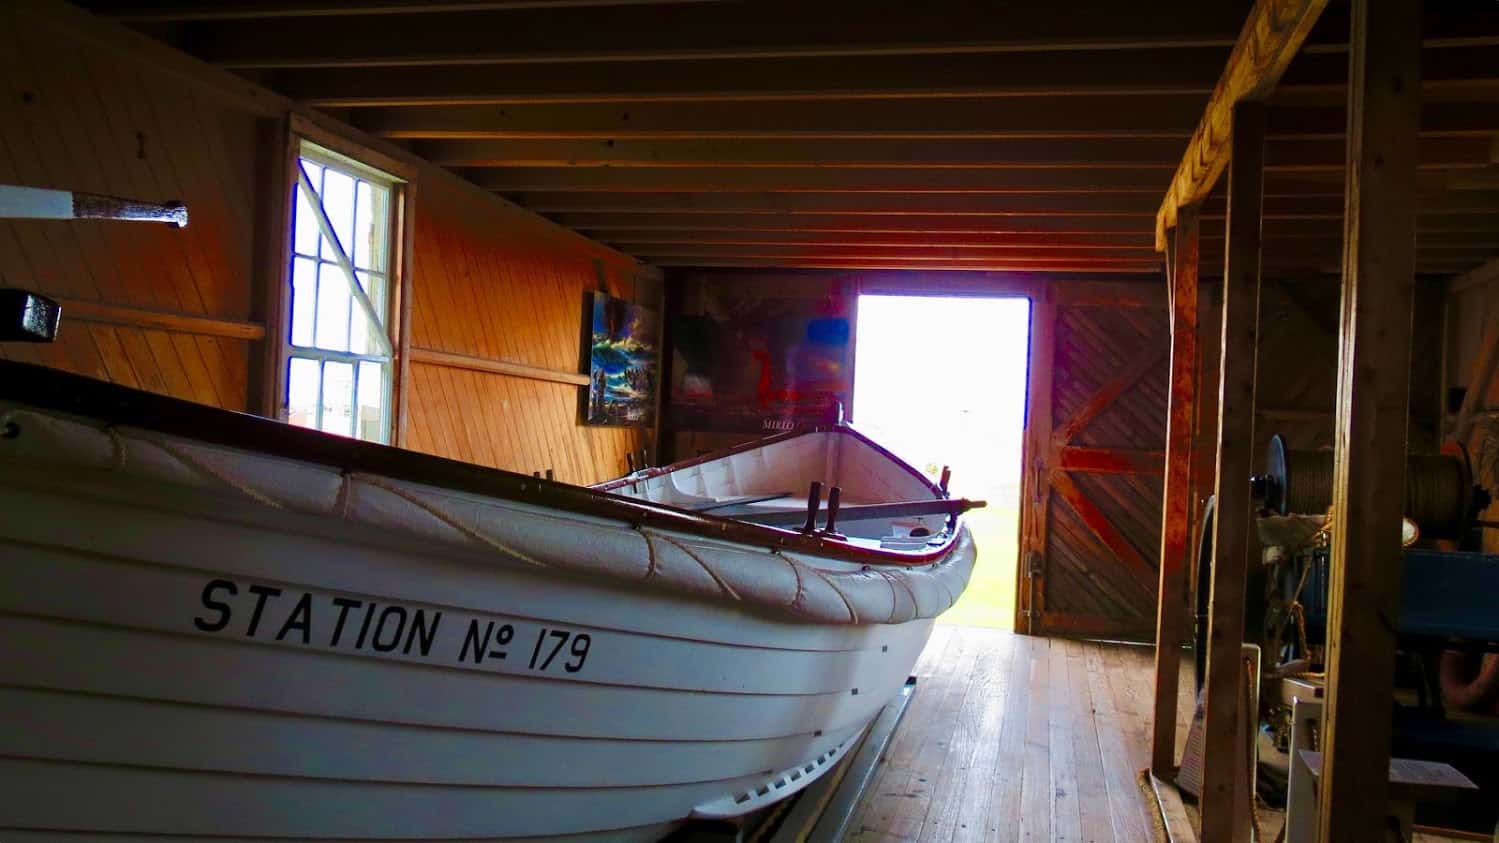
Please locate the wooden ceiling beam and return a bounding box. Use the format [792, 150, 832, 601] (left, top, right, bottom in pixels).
[421, 136, 1194, 168]
[514, 192, 1172, 216]
[472, 166, 1458, 194]
[549, 211, 1499, 235]
[598, 231, 1159, 248]
[159, 1, 1496, 70]
[604, 240, 1497, 263]
[422, 136, 1496, 169]
[354, 97, 1209, 140]
[279, 48, 1245, 107]
[274, 43, 1494, 107]
[512, 192, 1499, 217]
[180, 1, 1250, 69]
[558, 214, 1159, 235]
[590, 229, 1499, 250]
[631, 244, 1170, 262]
[643, 256, 1165, 273]
[1156, 0, 1332, 249]
[474, 166, 1180, 193]
[90, 0, 727, 21]
[358, 100, 1499, 142]
[635, 253, 1480, 276]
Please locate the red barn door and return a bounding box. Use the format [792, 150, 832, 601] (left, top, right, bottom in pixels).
[1016, 283, 1170, 640]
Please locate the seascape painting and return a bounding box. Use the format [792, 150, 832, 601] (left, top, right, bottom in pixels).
[585, 292, 660, 426]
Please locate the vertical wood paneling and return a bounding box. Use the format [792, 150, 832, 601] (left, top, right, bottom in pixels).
[0, 8, 257, 411]
[404, 173, 653, 484]
[1, 6, 652, 484]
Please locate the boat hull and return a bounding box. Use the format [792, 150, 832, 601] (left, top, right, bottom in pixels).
[0, 461, 935, 841]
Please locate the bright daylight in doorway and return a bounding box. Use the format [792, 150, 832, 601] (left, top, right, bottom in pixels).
[853, 294, 1031, 627]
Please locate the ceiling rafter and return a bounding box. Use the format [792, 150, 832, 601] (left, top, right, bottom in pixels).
[80, 0, 1499, 276]
[100, 0, 728, 22]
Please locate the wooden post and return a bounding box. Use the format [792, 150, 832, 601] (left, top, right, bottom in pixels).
[1200, 101, 1266, 843]
[1318, 1, 1421, 841]
[1150, 210, 1201, 777]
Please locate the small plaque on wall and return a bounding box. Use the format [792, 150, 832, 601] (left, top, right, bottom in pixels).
[583, 292, 660, 426]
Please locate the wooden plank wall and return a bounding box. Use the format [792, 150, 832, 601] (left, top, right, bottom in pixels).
[0, 5, 655, 485]
[404, 176, 653, 482]
[0, 9, 258, 410]
[1255, 276, 1445, 459]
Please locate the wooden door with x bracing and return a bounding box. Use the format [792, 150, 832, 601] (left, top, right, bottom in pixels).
[1016, 283, 1169, 640]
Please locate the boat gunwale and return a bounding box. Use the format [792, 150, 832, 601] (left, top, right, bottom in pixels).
[0, 360, 962, 567]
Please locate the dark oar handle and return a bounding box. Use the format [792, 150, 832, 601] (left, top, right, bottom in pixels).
[801, 481, 823, 533]
[73, 191, 188, 228]
[823, 486, 845, 539]
[742, 496, 986, 529]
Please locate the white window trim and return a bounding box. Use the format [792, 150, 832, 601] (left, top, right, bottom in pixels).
[270, 116, 416, 446]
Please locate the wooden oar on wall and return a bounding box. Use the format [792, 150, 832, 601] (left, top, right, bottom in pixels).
[0, 184, 188, 228]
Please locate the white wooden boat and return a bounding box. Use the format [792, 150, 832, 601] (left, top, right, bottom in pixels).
[0, 360, 978, 842]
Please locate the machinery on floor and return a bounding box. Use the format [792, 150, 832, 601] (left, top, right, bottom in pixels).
[1189, 433, 1499, 835]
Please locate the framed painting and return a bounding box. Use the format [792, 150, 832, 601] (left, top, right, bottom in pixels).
[584, 292, 660, 426]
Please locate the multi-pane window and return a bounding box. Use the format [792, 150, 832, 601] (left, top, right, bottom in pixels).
[285, 141, 399, 443]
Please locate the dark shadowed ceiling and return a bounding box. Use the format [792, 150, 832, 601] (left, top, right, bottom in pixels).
[79, 0, 1499, 277]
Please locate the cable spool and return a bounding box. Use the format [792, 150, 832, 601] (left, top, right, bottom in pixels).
[1258, 434, 1477, 540]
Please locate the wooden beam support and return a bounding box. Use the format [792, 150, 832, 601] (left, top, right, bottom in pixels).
[644, 257, 1161, 275]
[1318, 1, 1422, 840]
[425, 135, 1496, 170]
[514, 189, 1499, 217]
[597, 230, 1158, 248]
[188, 2, 1251, 69]
[281, 48, 1244, 107]
[54, 298, 266, 341]
[278, 34, 1499, 110]
[470, 168, 1379, 196]
[557, 213, 1160, 235]
[629, 245, 1164, 267]
[1155, 0, 1331, 250]
[105, 0, 725, 22]
[1199, 101, 1266, 843]
[473, 166, 1180, 194]
[409, 347, 590, 386]
[357, 98, 1499, 143]
[357, 97, 1209, 141]
[524, 191, 1168, 216]
[1150, 210, 1201, 778]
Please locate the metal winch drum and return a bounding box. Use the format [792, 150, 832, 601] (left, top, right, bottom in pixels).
[1255, 434, 1480, 541]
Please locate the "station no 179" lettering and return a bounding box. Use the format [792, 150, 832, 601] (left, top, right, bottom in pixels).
[192, 578, 591, 674]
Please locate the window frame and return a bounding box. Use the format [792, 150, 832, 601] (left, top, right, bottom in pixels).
[268, 114, 416, 446]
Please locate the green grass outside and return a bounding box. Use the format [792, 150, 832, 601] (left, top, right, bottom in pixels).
[937, 498, 1020, 628]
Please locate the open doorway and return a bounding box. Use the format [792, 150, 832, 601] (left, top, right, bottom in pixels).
[852, 294, 1031, 627]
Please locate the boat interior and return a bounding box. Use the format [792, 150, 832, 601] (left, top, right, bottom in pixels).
[600, 428, 971, 551]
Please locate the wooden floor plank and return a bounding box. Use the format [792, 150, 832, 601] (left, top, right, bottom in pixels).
[1068, 640, 1116, 843]
[1019, 637, 1053, 841]
[947, 631, 1018, 843]
[989, 628, 1037, 843]
[850, 627, 1167, 843]
[1050, 639, 1082, 842]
